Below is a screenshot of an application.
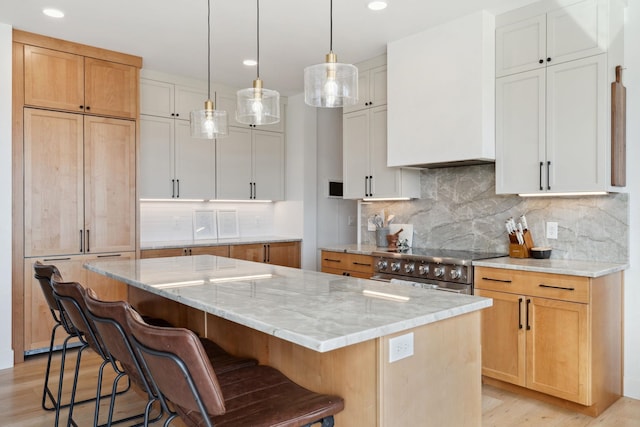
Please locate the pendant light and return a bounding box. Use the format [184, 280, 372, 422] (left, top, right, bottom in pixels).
[236, 0, 280, 125]
[191, 0, 228, 139]
[304, 0, 358, 108]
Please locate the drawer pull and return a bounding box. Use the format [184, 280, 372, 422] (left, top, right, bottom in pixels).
[481, 277, 512, 283]
[518, 298, 523, 330]
[43, 257, 72, 262]
[97, 254, 122, 258]
[352, 262, 371, 267]
[526, 299, 531, 330]
[324, 258, 341, 263]
[539, 284, 575, 291]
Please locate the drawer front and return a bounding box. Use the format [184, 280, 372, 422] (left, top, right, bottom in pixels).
[346, 253, 374, 275]
[321, 251, 348, 270]
[475, 267, 589, 303]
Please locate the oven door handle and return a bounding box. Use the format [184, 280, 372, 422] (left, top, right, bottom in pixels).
[432, 286, 466, 294]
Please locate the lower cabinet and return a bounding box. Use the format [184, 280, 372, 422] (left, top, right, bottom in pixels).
[229, 241, 301, 268]
[320, 251, 374, 279]
[23, 253, 132, 353]
[140, 245, 229, 259]
[475, 267, 622, 415]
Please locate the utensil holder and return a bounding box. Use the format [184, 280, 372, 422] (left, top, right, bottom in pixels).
[508, 230, 535, 258]
[376, 227, 389, 247]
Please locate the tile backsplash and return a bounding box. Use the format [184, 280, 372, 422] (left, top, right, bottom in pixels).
[361, 164, 628, 263]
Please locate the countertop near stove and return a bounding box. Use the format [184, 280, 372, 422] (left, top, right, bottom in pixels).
[473, 257, 627, 278]
[141, 236, 301, 250]
[319, 244, 384, 255]
[85, 255, 492, 353]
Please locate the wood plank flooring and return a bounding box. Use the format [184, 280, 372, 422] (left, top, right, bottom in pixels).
[1, 349, 638, 426]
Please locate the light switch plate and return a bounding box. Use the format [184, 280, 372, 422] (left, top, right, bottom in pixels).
[367, 217, 377, 231]
[389, 332, 414, 363]
[546, 222, 558, 239]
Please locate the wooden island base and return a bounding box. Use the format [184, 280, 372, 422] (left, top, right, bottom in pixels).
[128, 286, 483, 426]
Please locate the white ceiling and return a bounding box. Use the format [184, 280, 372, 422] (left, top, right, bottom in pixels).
[0, 0, 535, 95]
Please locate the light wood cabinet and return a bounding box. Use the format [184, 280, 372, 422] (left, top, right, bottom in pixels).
[216, 127, 284, 201]
[141, 245, 230, 259]
[24, 45, 137, 118]
[320, 251, 374, 279]
[475, 266, 622, 416]
[24, 109, 136, 256]
[229, 242, 301, 268]
[23, 253, 131, 353]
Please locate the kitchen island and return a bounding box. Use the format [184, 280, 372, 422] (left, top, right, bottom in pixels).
[85, 255, 492, 426]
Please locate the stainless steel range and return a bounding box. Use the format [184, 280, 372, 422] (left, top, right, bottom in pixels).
[371, 248, 507, 294]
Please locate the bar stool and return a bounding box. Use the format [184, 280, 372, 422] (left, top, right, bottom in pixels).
[126, 309, 345, 427]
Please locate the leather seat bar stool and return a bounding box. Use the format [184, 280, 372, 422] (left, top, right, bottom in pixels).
[126, 309, 345, 427]
[34, 262, 115, 426]
[51, 275, 138, 427]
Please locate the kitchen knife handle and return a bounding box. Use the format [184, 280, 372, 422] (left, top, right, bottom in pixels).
[518, 298, 523, 329]
[539, 162, 544, 191]
[526, 299, 531, 330]
[546, 161, 551, 190]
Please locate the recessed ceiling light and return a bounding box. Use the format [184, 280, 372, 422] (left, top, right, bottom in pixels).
[43, 8, 65, 18]
[243, 59, 257, 66]
[367, 1, 388, 11]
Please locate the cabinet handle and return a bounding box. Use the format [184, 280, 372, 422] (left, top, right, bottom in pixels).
[352, 262, 371, 267]
[176, 179, 180, 198]
[526, 299, 531, 330]
[85, 106, 91, 111]
[518, 297, 523, 330]
[547, 57, 552, 62]
[171, 113, 175, 117]
[80, 230, 83, 252]
[364, 176, 368, 197]
[538, 284, 575, 291]
[369, 175, 373, 197]
[172, 179, 176, 198]
[267, 244, 270, 263]
[79, 105, 84, 110]
[176, 113, 180, 117]
[481, 277, 512, 283]
[189, 248, 192, 255]
[253, 182, 256, 199]
[324, 258, 341, 263]
[538, 59, 544, 64]
[44, 257, 72, 262]
[86, 230, 90, 253]
[263, 244, 267, 263]
[546, 161, 551, 190]
[539, 161, 544, 191]
[97, 254, 122, 258]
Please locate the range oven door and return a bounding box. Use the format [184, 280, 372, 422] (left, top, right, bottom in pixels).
[370, 274, 472, 295]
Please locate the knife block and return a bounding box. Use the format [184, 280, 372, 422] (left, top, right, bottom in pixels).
[508, 230, 535, 258]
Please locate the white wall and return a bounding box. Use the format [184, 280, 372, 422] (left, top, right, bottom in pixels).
[623, 1, 640, 399]
[0, 23, 14, 369]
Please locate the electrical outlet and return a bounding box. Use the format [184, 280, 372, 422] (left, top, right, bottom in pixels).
[389, 332, 414, 363]
[546, 222, 558, 239]
[367, 217, 377, 231]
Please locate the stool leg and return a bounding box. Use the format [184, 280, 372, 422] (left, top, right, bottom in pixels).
[65, 342, 89, 427]
[42, 323, 62, 411]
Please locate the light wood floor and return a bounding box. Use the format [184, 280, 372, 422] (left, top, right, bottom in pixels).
[1, 349, 639, 426]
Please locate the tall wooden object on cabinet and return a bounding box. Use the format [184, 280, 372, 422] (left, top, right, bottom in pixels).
[139, 76, 215, 199]
[12, 30, 141, 360]
[215, 93, 286, 201]
[475, 266, 622, 417]
[495, 0, 625, 194]
[342, 55, 420, 200]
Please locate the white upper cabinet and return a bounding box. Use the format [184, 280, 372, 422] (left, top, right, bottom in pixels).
[496, 0, 607, 77]
[387, 11, 496, 168]
[342, 58, 387, 114]
[495, 0, 624, 195]
[140, 78, 207, 120]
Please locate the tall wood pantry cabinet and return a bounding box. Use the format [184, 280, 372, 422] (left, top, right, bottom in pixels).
[12, 30, 142, 359]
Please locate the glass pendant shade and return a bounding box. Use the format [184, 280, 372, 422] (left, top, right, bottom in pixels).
[191, 99, 228, 139]
[237, 79, 280, 125]
[304, 52, 358, 108]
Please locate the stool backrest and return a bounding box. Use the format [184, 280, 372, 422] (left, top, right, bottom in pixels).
[34, 261, 76, 334]
[50, 275, 107, 358]
[126, 311, 226, 417]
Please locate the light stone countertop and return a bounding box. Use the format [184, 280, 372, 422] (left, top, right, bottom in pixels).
[319, 244, 382, 255]
[141, 236, 301, 250]
[473, 257, 628, 278]
[85, 255, 492, 353]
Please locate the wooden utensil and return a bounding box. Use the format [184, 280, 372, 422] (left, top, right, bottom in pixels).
[611, 65, 626, 187]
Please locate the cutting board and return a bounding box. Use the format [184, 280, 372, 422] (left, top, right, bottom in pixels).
[611, 65, 626, 187]
[389, 224, 413, 247]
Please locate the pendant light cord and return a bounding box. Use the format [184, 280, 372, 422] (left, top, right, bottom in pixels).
[207, 0, 212, 99]
[329, 0, 333, 52]
[256, 0, 260, 79]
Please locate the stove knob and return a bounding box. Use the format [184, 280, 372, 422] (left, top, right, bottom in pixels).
[434, 266, 445, 278]
[404, 263, 415, 273]
[377, 260, 388, 271]
[450, 267, 462, 280]
[418, 264, 429, 275]
[391, 262, 401, 272]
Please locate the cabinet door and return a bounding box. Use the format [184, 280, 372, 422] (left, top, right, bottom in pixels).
[369, 65, 388, 107]
[495, 69, 546, 194]
[475, 289, 527, 387]
[253, 130, 285, 201]
[140, 248, 185, 258]
[24, 109, 84, 257]
[546, 0, 606, 66]
[267, 242, 300, 268]
[343, 110, 370, 198]
[343, 70, 370, 113]
[546, 55, 606, 193]
[175, 85, 208, 120]
[23, 46, 84, 113]
[139, 116, 175, 198]
[140, 79, 175, 118]
[84, 117, 136, 253]
[496, 15, 546, 77]
[190, 245, 230, 257]
[216, 127, 253, 200]
[526, 296, 590, 405]
[229, 244, 265, 263]
[368, 105, 400, 198]
[175, 121, 216, 199]
[84, 58, 137, 119]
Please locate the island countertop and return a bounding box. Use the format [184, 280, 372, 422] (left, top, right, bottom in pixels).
[85, 255, 492, 353]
